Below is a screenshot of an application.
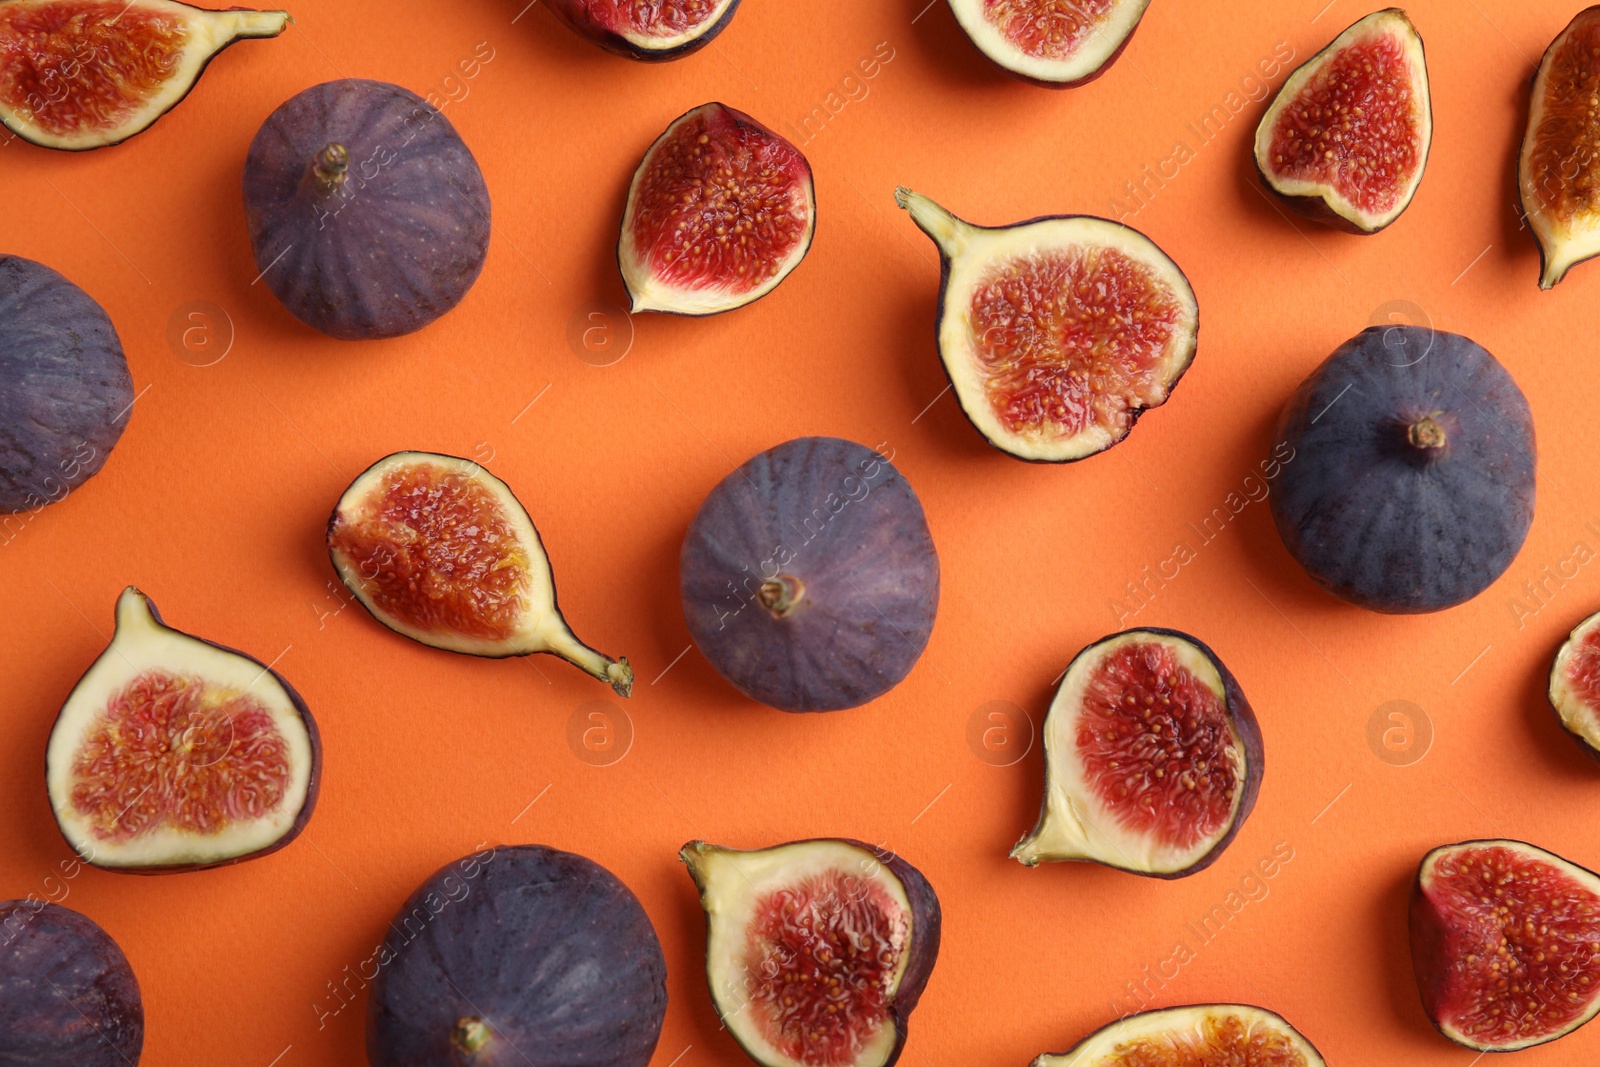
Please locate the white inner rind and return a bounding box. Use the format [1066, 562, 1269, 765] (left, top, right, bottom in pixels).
[1549, 611, 1600, 753]
[1253, 10, 1431, 232]
[0, 1, 289, 151]
[946, 0, 1149, 84]
[616, 0, 736, 51]
[1521, 13, 1600, 289]
[45, 588, 315, 868]
[684, 840, 914, 1067]
[1012, 633, 1245, 874]
[1032, 1004, 1324, 1067]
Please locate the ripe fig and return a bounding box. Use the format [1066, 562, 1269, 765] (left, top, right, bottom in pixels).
[327, 451, 634, 696]
[0, 901, 143, 1065]
[619, 102, 815, 316]
[1012, 628, 1262, 878]
[45, 587, 320, 872]
[1032, 1004, 1327, 1067]
[1521, 6, 1600, 289]
[0, 255, 132, 515]
[896, 188, 1198, 463]
[1550, 608, 1600, 763]
[1270, 326, 1536, 614]
[367, 844, 667, 1067]
[944, 0, 1152, 88]
[0, 0, 288, 151]
[681, 838, 940, 1067]
[1254, 9, 1432, 234]
[679, 437, 939, 712]
[243, 79, 491, 340]
[1410, 839, 1600, 1051]
[546, 0, 740, 61]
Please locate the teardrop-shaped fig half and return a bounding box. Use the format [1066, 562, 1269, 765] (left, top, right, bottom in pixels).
[45, 588, 320, 873]
[1012, 628, 1262, 878]
[1033, 1004, 1327, 1067]
[1521, 7, 1600, 289]
[945, 0, 1152, 87]
[328, 451, 634, 696]
[619, 102, 815, 316]
[682, 838, 941, 1067]
[1411, 840, 1600, 1051]
[897, 189, 1197, 462]
[1549, 609, 1600, 764]
[0, 0, 288, 151]
[547, 0, 740, 61]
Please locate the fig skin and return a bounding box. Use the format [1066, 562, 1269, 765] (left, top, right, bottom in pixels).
[943, 0, 1153, 90]
[546, 0, 741, 61]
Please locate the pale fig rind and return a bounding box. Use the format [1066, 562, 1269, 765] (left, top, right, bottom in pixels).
[1032, 1004, 1327, 1067]
[944, 0, 1153, 89]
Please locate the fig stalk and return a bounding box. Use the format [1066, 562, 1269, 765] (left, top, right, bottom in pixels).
[894, 187, 967, 255]
[757, 575, 805, 616]
[1407, 416, 1448, 453]
[452, 1018, 490, 1054]
[311, 143, 350, 192]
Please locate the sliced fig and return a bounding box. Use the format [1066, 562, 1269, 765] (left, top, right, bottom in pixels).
[1254, 9, 1432, 234]
[945, 0, 1152, 88]
[1033, 1004, 1327, 1067]
[44, 587, 320, 873]
[328, 451, 634, 696]
[243, 79, 491, 340]
[367, 844, 667, 1067]
[896, 188, 1197, 463]
[680, 437, 939, 713]
[681, 838, 940, 1067]
[547, 0, 740, 61]
[0, 901, 143, 1065]
[1550, 609, 1600, 763]
[1410, 839, 1600, 1051]
[619, 102, 815, 316]
[1521, 7, 1600, 289]
[1012, 628, 1261, 878]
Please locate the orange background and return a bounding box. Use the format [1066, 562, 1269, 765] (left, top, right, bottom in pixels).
[2, 0, 1597, 1063]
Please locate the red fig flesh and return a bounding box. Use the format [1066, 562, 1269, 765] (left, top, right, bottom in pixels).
[945, 0, 1151, 88]
[547, 0, 740, 61]
[1521, 6, 1600, 288]
[1551, 609, 1600, 762]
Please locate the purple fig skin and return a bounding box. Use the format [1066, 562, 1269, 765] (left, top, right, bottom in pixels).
[1547, 611, 1600, 767]
[546, 0, 742, 61]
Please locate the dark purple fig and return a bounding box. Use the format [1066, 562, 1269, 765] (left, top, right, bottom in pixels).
[1270, 326, 1536, 613]
[681, 838, 940, 1067]
[0, 901, 143, 1065]
[1550, 608, 1600, 764]
[679, 437, 939, 712]
[547, 0, 740, 61]
[366, 844, 667, 1067]
[1032, 1004, 1327, 1066]
[1521, 7, 1600, 288]
[1013, 628, 1262, 878]
[243, 79, 491, 340]
[944, 0, 1151, 88]
[0, 255, 132, 514]
[46, 587, 320, 873]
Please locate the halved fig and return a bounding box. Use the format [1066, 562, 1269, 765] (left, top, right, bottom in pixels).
[1012, 628, 1261, 878]
[945, 0, 1152, 88]
[1410, 839, 1600, 1051]
[896, 189, 1197, 463]
[1521, 7, 1600, 289]
[327, 451, 634, 696]
[1550, 609, 1600, 763]
[547, 0, 740, 61]
[1253, 9, 1432, 234]
[0, 0, 288, 151]
[619, 102, 815, 316]
[45, 587, 320, 873]
[1033, 1004, 1327, 1067]
[681, 838, 941, 1067]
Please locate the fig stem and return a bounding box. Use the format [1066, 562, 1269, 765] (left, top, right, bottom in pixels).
[311, 143, 350, 193]
[452, 1017, 491, 1055]
[1407, 415, 1448, 452]
[757, 575, 806, 616]
[894, 187, 967, 255]
[543, 626, 635, 698]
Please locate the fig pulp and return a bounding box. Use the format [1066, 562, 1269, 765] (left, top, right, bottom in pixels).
[45, 588, 320, 872]
[682, 839, 941, 1067]
[945, 0, 1152, 88]
[896, 189, 1198, 463]
[367, 845, 667, 1067]
[1271, 326, 1536, 613]
[1521, 7, 1600, 289]
[680, 437, 939, 712]
[547, 0, 740, 61]
[619, 102, 816, 316]
[0, 0, 288, 150]
[1550, 608, 1600, 763]
[1012, 628, 1262, 878]
[243, 79, 492, 340]
[1032, 1004, 1327, 1067]
[328, 451, 634, 696]
[0, 901, 143, 1065]
[0, 254, 132, 514]
[1254, 9, 1432, 234]
[1411, 840, 1600, 1051]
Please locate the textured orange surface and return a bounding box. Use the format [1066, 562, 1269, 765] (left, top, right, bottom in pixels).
[2, 1, 1599, 1064]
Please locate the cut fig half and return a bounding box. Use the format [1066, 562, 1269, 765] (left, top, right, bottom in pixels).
[0, 0, 289, 151]
[1012, 628, 1261, 878]
[682, 838, 941, 1067]
[896, 188, 1197, 463]
[1550, 608, 1600, 763]
[619, 102, 816, 316]
[1033, 1004, 1327, 1067]
[1521, 7, 1600, 289]
[1254, 9, 1432, 234]
[45, 587, 320, 873]
[945, 0, 1152, 88]
[327, 451, 634, 696]
[1410, 839, 1600, 1051]
[547, 0, 740, 61]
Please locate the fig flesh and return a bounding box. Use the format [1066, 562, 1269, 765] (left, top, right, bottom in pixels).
[1410, 839, 1600, 1051]
[45, 587, 320, 873]
[1521, 6, 1600, 289]
[896, 189, 1198, 463]
[547, 0, 740, 61]
[0, 0, 288, 151]
[1012, 628, 1261, 878]
[945, 0, 1151, 88]
[681, 838, 940, 1067]
[1254, 9, 1432, 234]
[680, 437, 938, 712]
[1033, 1004, 1327, 1067]
[1270, 326, 1536, 614]
[1550, 608, 1600, 763]
[367, 844, 667, 1067]
[619, 102, 815, 316]
[0, 901, 143, 1065]
[328, 451, 634, 696]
